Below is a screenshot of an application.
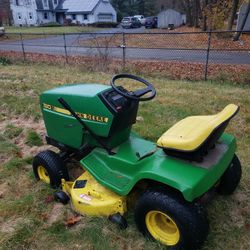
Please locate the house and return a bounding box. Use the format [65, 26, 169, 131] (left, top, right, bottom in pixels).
[157, 9, 186, 29]
[55, 0, 117, 25]
[236, 3, 250, 31]
[10, 0, 117, 26]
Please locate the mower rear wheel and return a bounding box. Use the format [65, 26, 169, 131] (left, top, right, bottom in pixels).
[33, 150, 69, 188]
[217, 154, 242, 195]
[134, 188, 209, 250]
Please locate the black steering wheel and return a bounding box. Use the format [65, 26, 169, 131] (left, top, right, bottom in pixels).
[110, 74, 156, 101]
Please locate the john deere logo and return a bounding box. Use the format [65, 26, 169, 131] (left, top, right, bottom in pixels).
[43, 103, 109, 123]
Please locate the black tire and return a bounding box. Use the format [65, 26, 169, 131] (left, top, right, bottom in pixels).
[134, 188, 209, 250]
[217, 154, 242, 195]
[33, 150, 69, 188]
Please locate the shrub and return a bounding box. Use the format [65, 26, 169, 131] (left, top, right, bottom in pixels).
[0, 57, 12, 65]
[91, 22, 118, 28]
[39, 22, 62, 27]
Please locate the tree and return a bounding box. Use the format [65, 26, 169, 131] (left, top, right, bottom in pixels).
[0, 0, 12, 26]
[143, 0, 156, 16]
[111, 0, 128, 21]
[227, 0, 239, 30]
[233, 1, 250, 40]
[111, 0, 156, 19]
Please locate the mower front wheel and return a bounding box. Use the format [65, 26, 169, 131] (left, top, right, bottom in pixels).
[33, 150, 69, 188]
[134, 188, 209, 250]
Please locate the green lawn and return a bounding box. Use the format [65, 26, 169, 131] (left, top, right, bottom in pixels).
[1, 26, 107, 42]
[0, 62, 249, 250]
[4, 25, 106, 34]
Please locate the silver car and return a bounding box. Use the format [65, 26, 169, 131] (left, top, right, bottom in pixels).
[121, 17, 141, 29]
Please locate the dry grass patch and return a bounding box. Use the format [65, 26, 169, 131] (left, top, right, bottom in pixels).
[0, 51, 249, 83]
[77, 27, 250, 50]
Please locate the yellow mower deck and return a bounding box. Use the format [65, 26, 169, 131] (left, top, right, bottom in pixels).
[62, 171, 126, 216]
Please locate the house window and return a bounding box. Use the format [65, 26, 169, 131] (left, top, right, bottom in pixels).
[29, 12, 33, 19]
[83, 14, 88, 20]
[44, 12, 48, 19]
[43, 0, 48, 8]
[17, 12, 22, 20]
[25, 0, 31, 5]
[16, 0, 24, 5]
[54, 0, 57, 4]
[72, 14, 76, 20]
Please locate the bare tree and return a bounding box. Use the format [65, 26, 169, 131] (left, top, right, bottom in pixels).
[234, 2, 250, 40]
[227, 0, 239, 31]
[0, 0, 12, 26]
[88, 33, 118, 71]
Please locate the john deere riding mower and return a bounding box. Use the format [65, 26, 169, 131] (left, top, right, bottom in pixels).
[33, 74, 242, 250]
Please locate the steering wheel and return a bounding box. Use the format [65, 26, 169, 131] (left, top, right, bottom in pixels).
[110, 74, 156, 101]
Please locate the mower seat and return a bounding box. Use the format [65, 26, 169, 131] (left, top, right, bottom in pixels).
[157, 104, 239, 161]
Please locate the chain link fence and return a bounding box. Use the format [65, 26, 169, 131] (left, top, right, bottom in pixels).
[0, 30, 249, 82]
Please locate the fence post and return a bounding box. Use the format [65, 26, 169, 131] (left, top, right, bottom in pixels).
[20, 33, 26, 61]
[204, 30, 212, 81]
[122, 32, 126, 69]
[63, 33, 68, 64]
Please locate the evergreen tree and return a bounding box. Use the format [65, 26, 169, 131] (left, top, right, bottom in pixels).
[111, 0, 156, 19]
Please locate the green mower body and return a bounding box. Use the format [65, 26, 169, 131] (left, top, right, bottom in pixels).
[36, 76, 242, 250]
[40, 83, 238, 202]
[41, 84, 138, 149]
[81, 132, 236, 202]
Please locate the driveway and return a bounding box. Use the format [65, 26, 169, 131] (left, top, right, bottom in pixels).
[1, 27, 250, 65]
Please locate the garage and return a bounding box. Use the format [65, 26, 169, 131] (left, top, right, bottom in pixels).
[98, 13, 113, 22]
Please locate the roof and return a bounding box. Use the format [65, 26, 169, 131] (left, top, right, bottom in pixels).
[55, 0, 100, 13]
[158, 9, 182, 15]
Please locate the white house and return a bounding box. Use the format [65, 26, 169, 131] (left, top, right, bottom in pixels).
[10, 0, 39, 26]
[10, 0, 117, 26]
[157, 9, 186, 29]
[55, 0, 117, 25]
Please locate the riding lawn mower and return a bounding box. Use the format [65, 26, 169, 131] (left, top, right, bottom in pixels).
[33, 74, 242, 250]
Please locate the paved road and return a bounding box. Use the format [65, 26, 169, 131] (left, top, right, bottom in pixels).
[1, 27, 250, 65]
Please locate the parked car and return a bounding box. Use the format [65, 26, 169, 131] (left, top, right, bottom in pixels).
[0, 27, 5, 36]
[134, 15, 146, 25]
[121, 17, 141, 29]
[145, 16, 158, 28]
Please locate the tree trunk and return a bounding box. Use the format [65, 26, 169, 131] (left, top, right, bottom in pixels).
[201, 0, 208, 31]
[233, 2, 250, 41]
[227, 0, 239, 31]
[186, 0, 193, 26]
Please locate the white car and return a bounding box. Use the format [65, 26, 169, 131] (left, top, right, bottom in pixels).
[0, 27, 5, 36]
[134, 15, 146, 25]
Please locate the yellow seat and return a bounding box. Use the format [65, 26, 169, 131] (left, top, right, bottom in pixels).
[157, 104, 239, 152]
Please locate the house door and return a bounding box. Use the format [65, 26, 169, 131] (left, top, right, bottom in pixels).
[56, 13, 65, 24]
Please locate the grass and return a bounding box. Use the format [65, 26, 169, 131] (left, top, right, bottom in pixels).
[4, 124, 23, 139]
[0, 26, 107, 42]
[0, 62, 249, 250]
[25, 130, 43, 147]
[4, 25, 106, 34]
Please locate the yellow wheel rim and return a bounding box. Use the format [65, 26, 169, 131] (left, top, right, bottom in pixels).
[145, 211, 180, 246]
[37, 166, 50, 184]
